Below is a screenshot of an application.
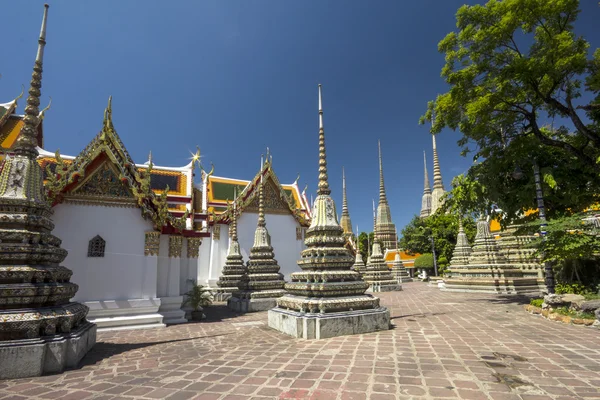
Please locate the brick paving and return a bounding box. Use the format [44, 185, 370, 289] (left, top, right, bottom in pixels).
[1, 282, 599, 400]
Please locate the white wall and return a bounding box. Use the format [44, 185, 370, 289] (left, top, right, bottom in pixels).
[52, 203, 155, 302]
[198, 212, 305, 285]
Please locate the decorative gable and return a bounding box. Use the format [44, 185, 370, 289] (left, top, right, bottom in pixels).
[245, 177, 293, 215]
[67, 161, 134, 204]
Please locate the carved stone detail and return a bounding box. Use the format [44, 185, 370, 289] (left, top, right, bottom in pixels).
[168, 235, 183, 258]
[187, 237, 202, 258]
[213, 225, 220, 241]
[144, 231, 160, 256]
[296, 227, 302, 241]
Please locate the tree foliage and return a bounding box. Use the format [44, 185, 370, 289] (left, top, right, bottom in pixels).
[399, 213, 476, 264]
[423, 0, 600, 224]
[357, 231, 376, 261]
[414, 253, 435, 269]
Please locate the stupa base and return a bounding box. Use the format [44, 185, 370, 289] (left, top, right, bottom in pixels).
[366, 283, 402, 292]
[228, 296, 278, 313]
[0, 321, 96, 380]
[268, 307, 390, 339]
[443, 266, 542, 296]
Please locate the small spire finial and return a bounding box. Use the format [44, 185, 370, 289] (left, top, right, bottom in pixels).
[317, 84, 330, 195]
[378, 140, 387, 203]
[148, 150, 153, 165]
[13, 4, 50, 157]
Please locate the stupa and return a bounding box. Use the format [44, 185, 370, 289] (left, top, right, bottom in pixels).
[497, 225, 546, 291]
[390, 229, 411, 283]
[228, 179, 286, 312]
[430, 134, 446, 214]
[268, 85, 390, 339]
[420, 151, 432, 218]
[374, 141, 397, 250]
[364, 241, 401, 292]
[215, 199, 245, 300]
[449, 219, 472, 267]
[444, 217, 541, 295]
[339, 167, 353, 239]
[0, 5, 96, 379]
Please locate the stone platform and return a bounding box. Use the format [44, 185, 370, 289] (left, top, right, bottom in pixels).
[228, 297, 278, 312]
[443, 266, 542, 295]
[0, 322, 96, 380]
[268, 307, 390, 339]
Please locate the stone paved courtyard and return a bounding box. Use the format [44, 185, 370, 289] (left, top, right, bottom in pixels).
[1, 283, 599, 400]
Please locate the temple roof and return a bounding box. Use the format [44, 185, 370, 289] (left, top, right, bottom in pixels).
[210, 160, 310, 227]
[0, 93, 44, 152]
[384, 249, 419, 268]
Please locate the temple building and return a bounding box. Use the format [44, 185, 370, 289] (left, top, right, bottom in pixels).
[1, 96, 309, 331]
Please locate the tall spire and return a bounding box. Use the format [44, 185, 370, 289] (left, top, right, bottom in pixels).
[13, 4, 49, 157]
[257, 176, 266, 228]
[374, 141, 397, 249]
[269, 84, 387, 339]
[340, 167, 353, 236]
[378, 140, 387, 203]
[420, 151, 432, 218]
[0, 5, 96, 376]
[431, 134, 446, 214]
[317, 84, 330, 195]
[432, 135, 444, 191]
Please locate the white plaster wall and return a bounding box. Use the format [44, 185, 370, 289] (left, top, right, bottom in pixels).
[198, 213, 305, 285]
[52, 203, 154, 302]
[237, 213, 305, 279]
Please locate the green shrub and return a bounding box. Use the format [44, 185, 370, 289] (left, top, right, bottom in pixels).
[530, 298, 543, 308]
[553, 306, 596, 320]
[414, 253, 434, 269]
[555, 282, 591, 295]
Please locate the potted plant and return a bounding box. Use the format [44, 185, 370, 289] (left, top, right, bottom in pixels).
[183, 283, 214, 321]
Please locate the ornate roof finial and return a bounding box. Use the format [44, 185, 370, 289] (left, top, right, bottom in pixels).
[13, 3, 49, 157]
[260, 153, 264, 169]
[378, 140, 387, 203]
[148, 150, 153, 165]
[102, 96, 115, 137]
[37, 96, 52, 127]
[317, 84, 330, 195]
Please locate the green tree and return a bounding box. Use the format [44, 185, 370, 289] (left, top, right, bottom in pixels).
[358, 231, 375, 261]
[400, 214, 476, 265]
[414, 253, 435, 270]
[422, 0, 600, 174]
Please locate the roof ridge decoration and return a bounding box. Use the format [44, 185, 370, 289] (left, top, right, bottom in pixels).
[43, 97, 188, 231]
[212, 158, 310, 226]
[0, 87, 24, 129]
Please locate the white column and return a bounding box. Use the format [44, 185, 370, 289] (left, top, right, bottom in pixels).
[157, 235, 187, 324]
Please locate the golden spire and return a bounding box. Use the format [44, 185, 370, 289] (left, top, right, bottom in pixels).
[13, 4, 49, 157]
[317, 84, 330, 195]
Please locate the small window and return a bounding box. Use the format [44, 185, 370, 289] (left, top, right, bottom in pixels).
[88, 235, 106, 257]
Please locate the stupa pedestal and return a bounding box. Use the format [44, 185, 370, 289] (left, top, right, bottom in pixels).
[268, 84, 389, 339]
[215, 206, 245, 301]
[390, 251, 411, 283]
[444, 218, 541, 295]
[0, 5, 95, 379]
[364, 243, 401, 292]
[497, 225, 546, 292]
[352, 251, 367, 276]
[228, 181, 285, 312]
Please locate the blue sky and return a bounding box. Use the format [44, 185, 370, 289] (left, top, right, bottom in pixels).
[2, 1, 599, 235]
